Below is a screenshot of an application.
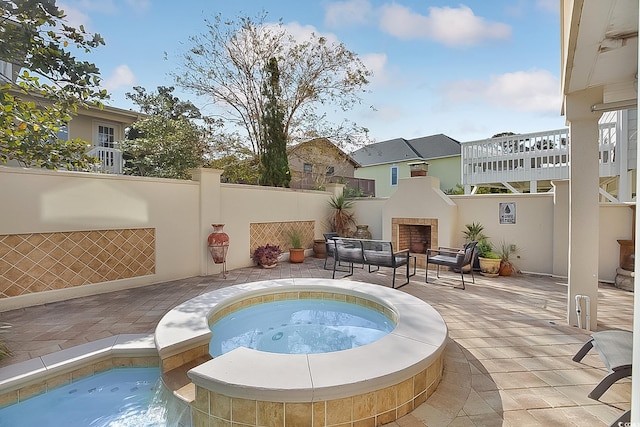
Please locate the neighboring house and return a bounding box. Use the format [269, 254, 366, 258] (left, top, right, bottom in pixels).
[287, 137, 374, 195]
[66, 103, 143, 174]
[1, 59, 143, 173]
[350, 134, 461, 197]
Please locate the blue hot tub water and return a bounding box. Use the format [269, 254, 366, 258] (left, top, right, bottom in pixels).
[209, 298, 395, 357]
[0, 367, 189, 427]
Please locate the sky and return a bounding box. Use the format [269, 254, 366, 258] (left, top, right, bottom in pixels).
[57, 0, 567, 145]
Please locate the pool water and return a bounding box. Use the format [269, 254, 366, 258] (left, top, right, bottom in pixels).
[0, 367, 188, 427]
[209, 298, 395, 356]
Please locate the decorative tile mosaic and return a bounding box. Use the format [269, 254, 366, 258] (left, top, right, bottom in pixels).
[0, 229, 155, 299]
[250, 221, 315, 255]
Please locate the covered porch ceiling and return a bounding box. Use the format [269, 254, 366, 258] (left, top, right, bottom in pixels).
[561, 0, 638, 111]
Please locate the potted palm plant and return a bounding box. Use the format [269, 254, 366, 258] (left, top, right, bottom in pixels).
[463, 222, 486, 271]
[328, 194, 357, 237]
[286, 229, 305, 263]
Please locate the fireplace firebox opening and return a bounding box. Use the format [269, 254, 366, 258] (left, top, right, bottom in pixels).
[392, 218, 438, 269]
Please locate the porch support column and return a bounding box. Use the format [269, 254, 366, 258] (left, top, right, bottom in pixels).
[191, 168, 224, 276]
[565, 89, 603, 330]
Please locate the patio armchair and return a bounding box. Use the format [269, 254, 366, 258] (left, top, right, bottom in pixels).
[323, 232, 340, 270]
[426, 241, 477, 290]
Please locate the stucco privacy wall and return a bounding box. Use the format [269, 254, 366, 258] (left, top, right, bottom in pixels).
[350, 175, 633, 281]
[0, 167, 201, 310]
[0, 166, 633, 310]
[215, 183, 332, 273]
[451, 191, 555, 275]
[0, 167, 333, 311]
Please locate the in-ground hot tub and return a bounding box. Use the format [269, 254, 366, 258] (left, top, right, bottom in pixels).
[154, 278, 448, 426]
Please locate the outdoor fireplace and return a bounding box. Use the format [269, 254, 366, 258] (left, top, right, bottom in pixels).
[392, 218, 438, 269]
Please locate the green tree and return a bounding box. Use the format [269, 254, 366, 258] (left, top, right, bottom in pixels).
[206, 132, 261, 184]
[174, 12, 370, 156]
[121, 86, 206, 179]
[0, 0, 108, 169]
[125, 85, 201, 120]
[259, 57, 290, 187]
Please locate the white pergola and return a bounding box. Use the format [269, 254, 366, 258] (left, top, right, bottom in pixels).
[561, 0, 638, 422]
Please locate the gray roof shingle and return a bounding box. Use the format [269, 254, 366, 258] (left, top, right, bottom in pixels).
[350, 134, 461, 167]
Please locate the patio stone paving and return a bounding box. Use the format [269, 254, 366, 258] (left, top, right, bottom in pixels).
[0, 257, 633, 426]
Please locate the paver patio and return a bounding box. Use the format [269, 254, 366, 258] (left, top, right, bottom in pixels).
[0, 257, 632, 426]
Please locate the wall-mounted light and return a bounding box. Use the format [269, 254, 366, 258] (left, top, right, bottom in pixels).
[590, 99, 637, 113]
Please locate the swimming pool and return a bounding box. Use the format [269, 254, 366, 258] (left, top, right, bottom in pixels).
[209, 298, 395, 356]
[0, 367, 189, 427]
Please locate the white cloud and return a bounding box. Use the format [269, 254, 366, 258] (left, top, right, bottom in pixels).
[102, 65, 136, 91]
[360, 53, 389, 86]
[280, 22, 340, 45]
[442, 69, 561, 114]
[57, 2, 93, 30]
[379, 4, 511, 47]
[325, 0, 373, 28]
[486, 70, 561, 113]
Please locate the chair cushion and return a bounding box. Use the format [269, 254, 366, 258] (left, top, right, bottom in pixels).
[337, 247, 363, 262]
[364, 250, 390, 265]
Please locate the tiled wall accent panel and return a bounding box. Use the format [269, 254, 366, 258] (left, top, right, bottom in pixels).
[0, 229, 155, 299]
[250, 221, 315, 254]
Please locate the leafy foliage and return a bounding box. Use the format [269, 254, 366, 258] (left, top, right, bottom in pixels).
[121, 86, 207, 179]
[174, 11, 371, 155]
[462, 222, 487, 242]
[207, 135, 260, 184]
[1, 0, 108, 169]
[252, 244, 282, 266]
[476, 239, 498, 258]
[125, 85, 201, 120]
[259, 57, 290, 187]
[121, 116, 205, 179]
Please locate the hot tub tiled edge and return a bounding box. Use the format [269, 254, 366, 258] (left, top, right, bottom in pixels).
[156, 279, 449, 427]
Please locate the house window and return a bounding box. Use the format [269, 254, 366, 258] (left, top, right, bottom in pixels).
[303, 163, 313, 173]
[326, 166, 335, 176]
[391, 165, 398, 186]
[97, 124, 116, 148]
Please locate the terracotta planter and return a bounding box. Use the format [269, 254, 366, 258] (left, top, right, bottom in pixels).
[499, 261, 514, 276]
[289, 248, 305, 263]
[207, 224, 229, 264]
[479, 257, 501, 277]
[313, 239, 327, 258]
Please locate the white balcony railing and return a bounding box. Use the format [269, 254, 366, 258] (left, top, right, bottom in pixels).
[87, 146, 123, 174]
[461, 122, 620, 188]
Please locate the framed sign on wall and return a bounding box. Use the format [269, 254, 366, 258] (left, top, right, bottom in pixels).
[500, 202, 516, 224]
